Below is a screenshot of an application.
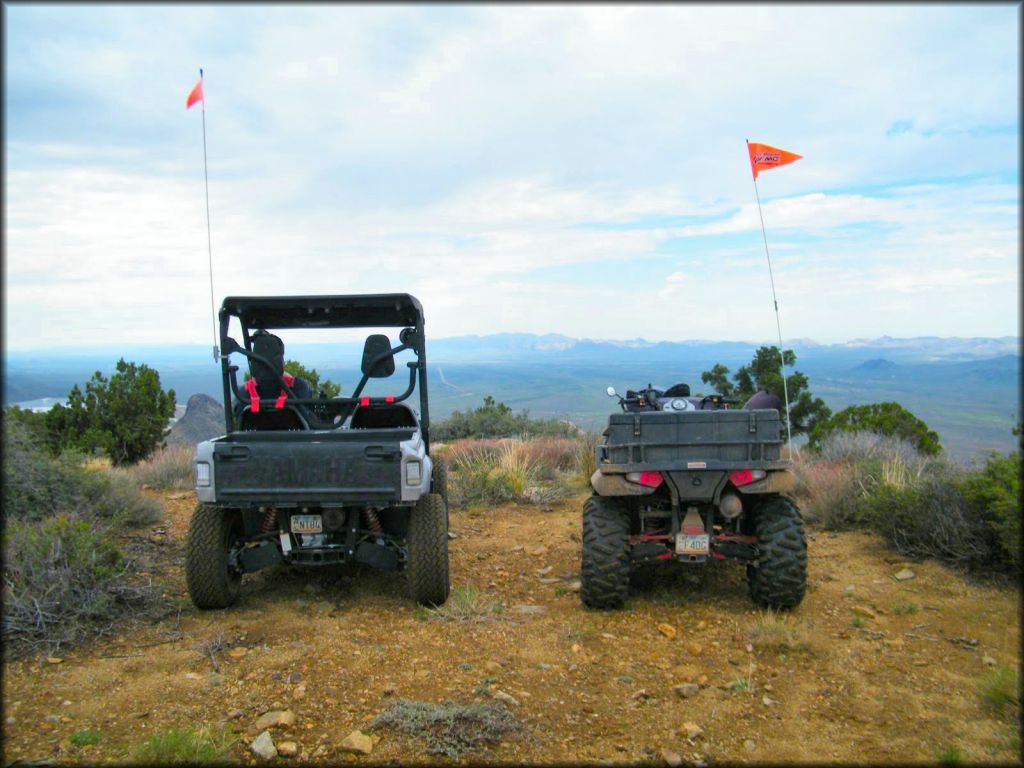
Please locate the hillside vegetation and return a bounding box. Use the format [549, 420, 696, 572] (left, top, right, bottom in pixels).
[2, 385, 1019, 763]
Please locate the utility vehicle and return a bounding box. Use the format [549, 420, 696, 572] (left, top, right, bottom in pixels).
[187, 294, 449, 609]
[581, 382, 806, 610]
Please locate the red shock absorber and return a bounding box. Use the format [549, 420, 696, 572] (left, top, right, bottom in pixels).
[260, 508, 277, 533]
[363, 508, 383, 534]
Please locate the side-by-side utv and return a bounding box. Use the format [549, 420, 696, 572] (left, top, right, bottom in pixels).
[187, 294, 449, 609]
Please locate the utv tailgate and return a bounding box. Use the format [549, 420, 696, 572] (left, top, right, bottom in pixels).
[204, 428, 416, 506]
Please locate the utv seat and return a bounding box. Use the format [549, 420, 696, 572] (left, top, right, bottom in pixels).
[237, 329, 317, 431]
[350, 403, 417, 429]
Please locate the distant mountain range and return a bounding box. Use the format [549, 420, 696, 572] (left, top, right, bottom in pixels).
[4, 334, 1019, 464]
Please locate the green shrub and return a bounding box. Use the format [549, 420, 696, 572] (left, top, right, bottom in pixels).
[133, 726, 235, 764]
[2, 418, 162, 527]
[2, 417, 82, 521]
[978, 664, 1020, 717]
[433, 396, 577, 441]
[70, 729, 102, 747]
[808, 402, 941, 456]
[863, 467, 992, 567]
[959, 452, 1020, 573]
[936, 744, 964, 766]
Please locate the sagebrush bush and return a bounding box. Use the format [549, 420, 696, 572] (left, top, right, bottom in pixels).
[128, 444, 195, 491]
[797, 428, 1020, 577]
[1, 417, 164, 657]
[369, 699, 521, 758]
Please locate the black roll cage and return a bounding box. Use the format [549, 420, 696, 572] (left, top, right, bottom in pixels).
[216, 294, 431, 448]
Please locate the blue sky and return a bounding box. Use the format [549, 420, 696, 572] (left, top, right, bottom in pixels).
[3, 3, 1019, 350]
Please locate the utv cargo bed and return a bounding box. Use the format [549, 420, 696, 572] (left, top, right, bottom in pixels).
[197, 428, 424, 506]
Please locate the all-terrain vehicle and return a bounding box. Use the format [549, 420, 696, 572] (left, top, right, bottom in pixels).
[187, 294, 449, 609]
[581, 382, 806, 610]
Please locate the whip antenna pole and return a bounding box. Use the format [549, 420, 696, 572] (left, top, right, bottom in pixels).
[199, 68, 218, 362]
[747, 139, 793, 456]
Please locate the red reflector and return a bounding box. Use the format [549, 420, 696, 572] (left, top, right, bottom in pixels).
[360, 397, 370, 407]
[385, 396, 395, 403]
[729, 469, 754, 486]
[638, 471, 663, 488]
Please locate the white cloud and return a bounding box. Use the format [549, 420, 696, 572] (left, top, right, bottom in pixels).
[2, 4, 1019, 348]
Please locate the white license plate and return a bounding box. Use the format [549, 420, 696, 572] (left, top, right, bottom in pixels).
[291, 514, 323, 534]
[676, 533, 709, 555]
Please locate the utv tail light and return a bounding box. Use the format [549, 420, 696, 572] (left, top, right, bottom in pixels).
[195, 461, 211, 487]
[625, 471, 663, 488]
[406, 461, 422, 486]
[729, 469, 767, 487]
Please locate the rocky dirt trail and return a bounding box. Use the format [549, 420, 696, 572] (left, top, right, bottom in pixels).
[3, 491, 1020, 765]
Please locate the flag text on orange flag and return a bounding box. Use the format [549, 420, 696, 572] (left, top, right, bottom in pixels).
[746, 141, 801, 179]
[186, 79, 204, 110]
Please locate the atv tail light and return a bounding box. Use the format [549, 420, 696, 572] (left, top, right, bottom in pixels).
[406, 461, 422, 486]
[195, 461, 211, 487]
[729, 469, 767, 487]
[626, 471, 663, 488]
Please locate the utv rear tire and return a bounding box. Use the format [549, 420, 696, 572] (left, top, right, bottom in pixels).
[407, 493, 450, 606]
[747, 496, 807, 610]
[186, 505, 243, 609]
[431, 457, 449, 507]
[581, 495, 630, 609]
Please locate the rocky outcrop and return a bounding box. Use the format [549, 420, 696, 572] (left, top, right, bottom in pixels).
[167, 393, 224, 445]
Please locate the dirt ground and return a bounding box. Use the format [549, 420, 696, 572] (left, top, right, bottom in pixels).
[2, 490, 1020, 765]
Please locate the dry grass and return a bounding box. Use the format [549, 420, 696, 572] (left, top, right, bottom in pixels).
[746, 609, 815, 655]
[793, 459, 864, 528]
[127, 444, 195, 491]
[424, 584, 503, 622]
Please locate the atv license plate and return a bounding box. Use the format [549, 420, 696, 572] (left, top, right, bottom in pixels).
[290, 514, 323, 534]
[676, 533, 709, 556]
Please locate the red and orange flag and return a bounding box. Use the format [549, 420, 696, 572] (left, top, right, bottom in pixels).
[186, 78, 204, 110]
[746, 140, 801, 179]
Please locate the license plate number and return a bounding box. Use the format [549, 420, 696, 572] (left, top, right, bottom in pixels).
[291, 514, 323, 534]
[676, 533, 709, 555]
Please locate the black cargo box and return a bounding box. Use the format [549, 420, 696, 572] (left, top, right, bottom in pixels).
[598, 409, 788, 472]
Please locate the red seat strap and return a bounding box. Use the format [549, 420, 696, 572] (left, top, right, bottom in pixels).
[244, 377, 260, 413]
[275, 373, 296, 409]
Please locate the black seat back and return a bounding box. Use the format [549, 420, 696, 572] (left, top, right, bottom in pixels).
[250, 330, 285, 393]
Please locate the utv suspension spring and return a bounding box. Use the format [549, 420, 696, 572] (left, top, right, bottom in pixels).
[260, 509, 277, 533]
[363, 508, 383, 534]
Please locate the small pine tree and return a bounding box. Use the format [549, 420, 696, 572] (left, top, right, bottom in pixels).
[701, 346, 831, 436]
[46, 359, 176, 466]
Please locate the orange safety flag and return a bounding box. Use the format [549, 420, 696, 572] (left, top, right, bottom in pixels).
[747, 141, 801, 179]
[186, 78, 204, 109]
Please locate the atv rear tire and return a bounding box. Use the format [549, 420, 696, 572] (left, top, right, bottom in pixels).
[185, 505, 244, 609]
[407, 493, 450, 606]
[581, 495, 630, 609]
[747, 496, 807, 609]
